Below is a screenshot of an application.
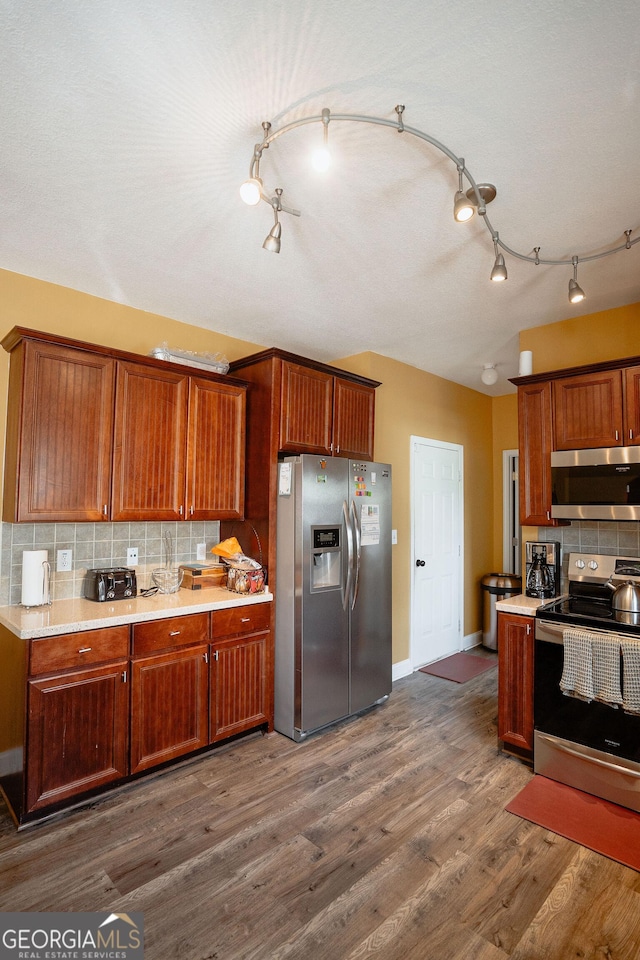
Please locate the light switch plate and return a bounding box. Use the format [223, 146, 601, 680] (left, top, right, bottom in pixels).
[196, 542, 207, 561]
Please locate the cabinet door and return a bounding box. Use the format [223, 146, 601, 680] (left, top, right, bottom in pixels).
[553, 371, 623, 450]
[332, 377, 375, 460]
[130, 644, 209, 773]
[211, 633, 270, 742]
[186, 377, 246, 520]
[112, 361, 188, 520]
[518, 382, 558, 525]
[279, 361, 333, 454]
[26, 661, 129, 812]
[497, 613, 534, 758]
[623, 365, 640, 445]
[5, 340, 115, 522]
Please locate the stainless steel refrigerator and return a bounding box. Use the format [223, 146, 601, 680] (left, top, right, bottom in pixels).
[275, 455, 392, 740]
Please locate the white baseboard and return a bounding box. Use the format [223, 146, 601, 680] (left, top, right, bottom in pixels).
[392, 658, 412, 681]
[0, 747, 22, 776]
[464, 630, 483, 650]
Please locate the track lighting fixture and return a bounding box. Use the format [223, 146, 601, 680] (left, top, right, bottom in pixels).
[480, 364, 499, 386]
[263, 188, 283, 253]
[241, 104, 639, 301]
[568, 256, 585, 303]
[490, 235, 508, 282]
[453, 164, 475, 223]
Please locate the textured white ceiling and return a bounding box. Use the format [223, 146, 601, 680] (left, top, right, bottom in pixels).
[2, 0, 639, 394]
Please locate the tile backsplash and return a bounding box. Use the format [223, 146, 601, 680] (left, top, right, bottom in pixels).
[0, 520, 222, 606]
[535, 520, 640, 592]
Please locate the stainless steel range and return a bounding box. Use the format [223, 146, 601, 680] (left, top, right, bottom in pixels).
[535, 552, 640, 812]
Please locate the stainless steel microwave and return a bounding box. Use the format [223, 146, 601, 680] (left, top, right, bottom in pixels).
[551, 446, 640, 521]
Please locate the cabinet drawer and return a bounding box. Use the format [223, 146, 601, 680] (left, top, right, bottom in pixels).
[132, 612, 209, 655]
[211, 603, 271, 639]
[29, 626, 130, 676]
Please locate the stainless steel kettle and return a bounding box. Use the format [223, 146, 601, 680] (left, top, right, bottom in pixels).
[605, 577, 640, 613]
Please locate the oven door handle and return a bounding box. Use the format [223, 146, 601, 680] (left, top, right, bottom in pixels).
[537, 733, 640, 780]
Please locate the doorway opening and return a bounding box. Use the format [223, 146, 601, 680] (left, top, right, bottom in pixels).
[502, 449, 521, 576]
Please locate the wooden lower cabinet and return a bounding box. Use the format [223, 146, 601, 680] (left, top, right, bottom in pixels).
[211, 633, 270, 742]
[26, 660, 129, 813]
[130, 643, 210, 773]
[1, 603, 273, 826]
[497, 612, 534, 761]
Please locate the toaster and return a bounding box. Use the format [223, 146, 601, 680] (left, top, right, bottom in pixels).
[84, 567, 137, 602]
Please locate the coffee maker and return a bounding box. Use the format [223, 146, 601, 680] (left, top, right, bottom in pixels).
[525, 541, 561, 599]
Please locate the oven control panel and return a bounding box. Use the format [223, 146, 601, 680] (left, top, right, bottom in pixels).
[568, 553, 640, 583]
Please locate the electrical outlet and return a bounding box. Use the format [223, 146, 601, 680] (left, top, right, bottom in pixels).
[391, 529, 398, 545]
[127, 547, 138, 566]
[196, 542, 207, 561]
[57, 549, 72, 572]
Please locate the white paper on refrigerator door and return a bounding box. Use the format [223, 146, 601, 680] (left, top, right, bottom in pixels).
[360, 504, 381, 546]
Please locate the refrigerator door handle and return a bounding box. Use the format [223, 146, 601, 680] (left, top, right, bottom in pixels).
[342, 499, 354, 611]
[350, 499, 361, 610]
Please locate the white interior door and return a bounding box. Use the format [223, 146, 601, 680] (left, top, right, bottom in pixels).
[411, 436, 463, 667]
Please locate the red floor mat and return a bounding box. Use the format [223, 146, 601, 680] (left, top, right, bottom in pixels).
[505, 775, 640, 872]
[418, 652, 496, 683]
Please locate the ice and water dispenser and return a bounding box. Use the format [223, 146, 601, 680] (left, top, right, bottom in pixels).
[311, 526, 341, 591]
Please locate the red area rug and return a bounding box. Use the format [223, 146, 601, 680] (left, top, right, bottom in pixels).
[418, 652, 496, 683]
[506, 775, 640, 872]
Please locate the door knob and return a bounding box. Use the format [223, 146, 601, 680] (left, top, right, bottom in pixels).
[416, 559, 426, 567]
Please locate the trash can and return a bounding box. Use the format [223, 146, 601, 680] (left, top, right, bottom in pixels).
[481, 573, 522, 650]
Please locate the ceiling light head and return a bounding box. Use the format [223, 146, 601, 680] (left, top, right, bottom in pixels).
[480, 363, 499, 386]
[454, 190, 475, 222]
[311, 108, 332, 172]
[568, 256, 585, 303]
[263, 189, 283, 252]
[262, 221, 281, 253]
[240, 177, 263, 206]
[453, 165, 475, 222]
[490, 236, 507, 282]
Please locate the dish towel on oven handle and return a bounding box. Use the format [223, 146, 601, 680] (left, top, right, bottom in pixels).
[621, 639, 640, 715]
[560, 628, 623, 708]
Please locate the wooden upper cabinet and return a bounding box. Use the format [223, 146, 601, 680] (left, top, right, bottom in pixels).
[278, 359, 376, 459]
[279, 361, 334, 454]
[3, 338, 115, 522]
[333, 376, 376, 460]
[623, 365, 640, 445]
[112, 361, 189, 521]
[187, 377, 246, 519]
[553, 370, 623, 450]
[518, 381, 559, 526]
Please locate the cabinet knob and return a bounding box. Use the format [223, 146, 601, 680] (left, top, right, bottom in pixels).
[416, 559, 426, 567]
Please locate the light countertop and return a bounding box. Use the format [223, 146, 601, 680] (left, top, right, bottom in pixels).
[495, 593, 547, 616]
[0, 586, 272, 640]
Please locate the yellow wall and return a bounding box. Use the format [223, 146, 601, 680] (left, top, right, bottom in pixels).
[338, 351, 494, 664]
[520, 302, 640, 373]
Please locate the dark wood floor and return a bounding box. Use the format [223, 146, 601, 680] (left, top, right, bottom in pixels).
[2, 657, 640, 959]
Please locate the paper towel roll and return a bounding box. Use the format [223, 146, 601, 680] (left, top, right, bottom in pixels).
[519, 350, 533, 376]
[21, 550, 50, 607]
